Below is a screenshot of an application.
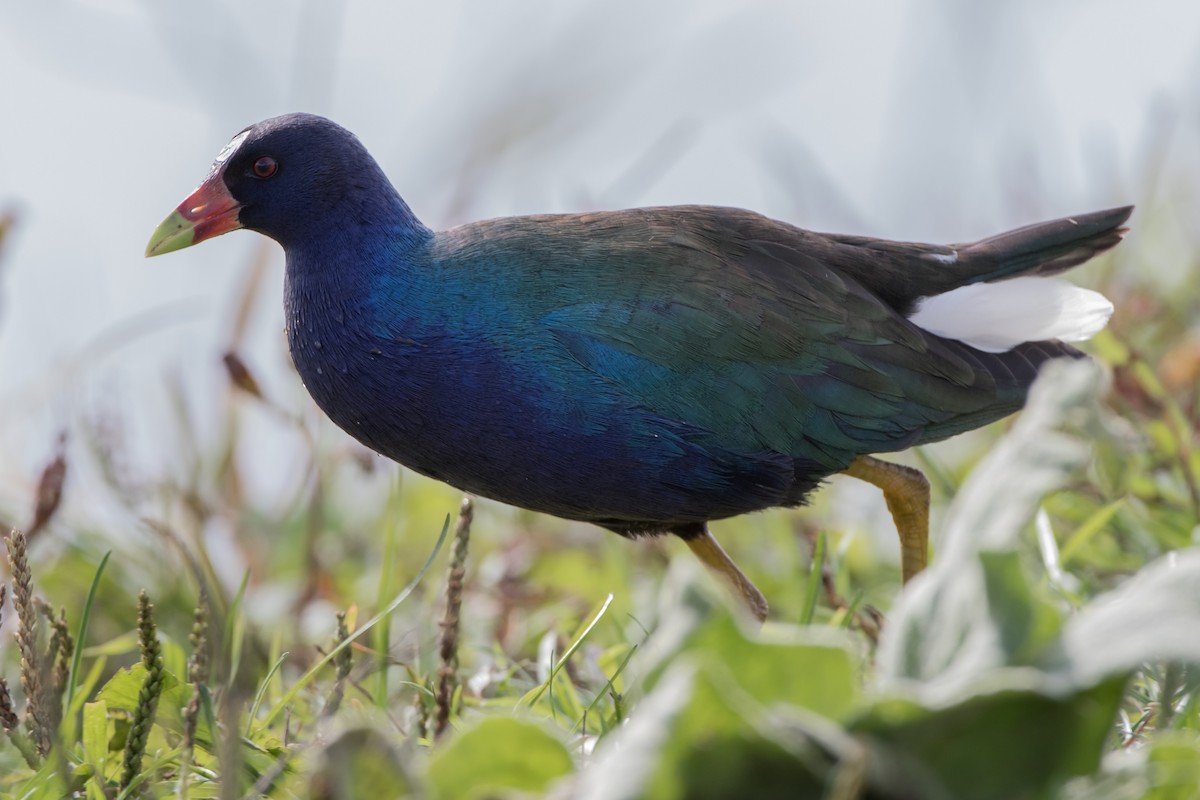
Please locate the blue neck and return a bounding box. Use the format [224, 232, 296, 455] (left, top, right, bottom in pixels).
[281, 191, 434, 440]
[282, 189, 432, 276]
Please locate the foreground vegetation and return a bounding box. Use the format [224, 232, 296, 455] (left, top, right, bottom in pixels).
[2, 220, 1200, 798]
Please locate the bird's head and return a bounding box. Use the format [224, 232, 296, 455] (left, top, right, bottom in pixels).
[146, 113, 396, 257]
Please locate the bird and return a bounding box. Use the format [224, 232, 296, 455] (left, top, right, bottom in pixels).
[146, 113, 1130, 622]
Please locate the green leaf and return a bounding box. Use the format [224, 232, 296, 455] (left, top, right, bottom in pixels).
[854, 676, 1127, 800]
[1058, 734, 1200, 800]
[878, 360, 1109, 699]
[663, 674, 835, 800]
[640, 557, 860, 719]
[578, 661, 841, 800]
[309, 726, 415, 799]
[96, 663, 176, 709]
[82, 700, 109, 786]
[96, 663, 190, 737]
[1144, 733, 1200, 799]
[68, 656, 109, 721]
[427, 717, 574, 800]
[979, 551, 1063, 665]
[689, 614, 859, 722]
[1060, 549, 1200, 687]
[16, 770, 65, 800]
[574, 561, 864, 800]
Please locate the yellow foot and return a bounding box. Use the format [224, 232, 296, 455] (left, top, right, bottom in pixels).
[842, 455, 931, 583]
[681, 526, 769, 622]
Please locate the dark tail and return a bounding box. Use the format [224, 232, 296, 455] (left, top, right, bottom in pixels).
[820, 205, 1132, 313]
[955, 205, 1132, 284]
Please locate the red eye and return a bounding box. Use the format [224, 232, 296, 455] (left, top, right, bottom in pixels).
[252, 156, 277, 178]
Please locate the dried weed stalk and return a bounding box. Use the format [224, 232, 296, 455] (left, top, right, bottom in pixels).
[179, 585, 211, 798]
[322, 611, 353, 718]
[434, 496, 473, 739]
[27, 433, 67, 540]
[6, 529, 52, 756]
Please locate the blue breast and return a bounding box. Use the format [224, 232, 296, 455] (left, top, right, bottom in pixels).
[281, 232, 810, 532]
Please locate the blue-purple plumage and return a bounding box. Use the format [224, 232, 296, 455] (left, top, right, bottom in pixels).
[150, 113, 1130, 545]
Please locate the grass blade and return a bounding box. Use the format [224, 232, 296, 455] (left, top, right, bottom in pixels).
[246, 652, 290, 736]
[256, 513, 451, 730]
[372, 478, 403, 708]
[570, 643, 638, 735]
[1060, 498, 1125, 564]
[67, 551, 110, 711]
[522, 593, 613, 709]
[800, 532, 826, 625]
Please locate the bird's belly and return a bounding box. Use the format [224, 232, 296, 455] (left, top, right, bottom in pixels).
[290, 332, 805, 532]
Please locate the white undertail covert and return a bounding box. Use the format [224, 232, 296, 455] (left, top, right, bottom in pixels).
[906, 276, 1113, 353]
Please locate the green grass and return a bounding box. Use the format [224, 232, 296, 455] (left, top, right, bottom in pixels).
[2, 229, 1200, 799]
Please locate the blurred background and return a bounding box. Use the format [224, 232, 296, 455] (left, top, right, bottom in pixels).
[0, 0, 1197, 637]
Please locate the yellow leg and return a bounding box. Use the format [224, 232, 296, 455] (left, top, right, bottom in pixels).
[842, 456, 930, 583]
[682, 526, 769, 623]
